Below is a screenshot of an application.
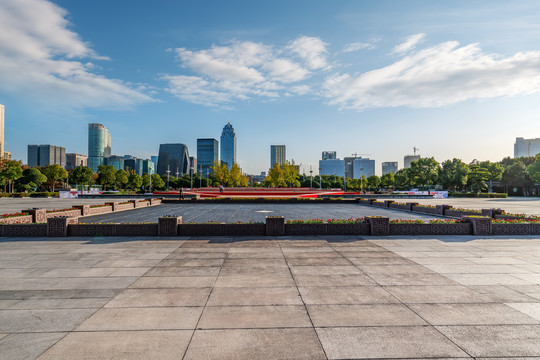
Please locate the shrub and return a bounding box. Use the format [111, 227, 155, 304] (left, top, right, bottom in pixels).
[389, 219, 425, 224]
[327, 217, 366, 224]
[0, 212, 30, 218]
[286, 219, 324, 224]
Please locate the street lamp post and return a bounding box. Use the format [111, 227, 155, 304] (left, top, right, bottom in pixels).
[310, 165, 313, 188]
[166, 165, 170, 191]
[199, 164, 202, 188]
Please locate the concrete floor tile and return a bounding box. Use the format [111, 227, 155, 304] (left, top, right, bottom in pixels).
[369, 272, 458, 286]
[52, 277, 138, 290]
[165, 252, 227, 259]
[223, 258, 287, 267]
[425, 264, 531, 274]
[77, 306, 203, 330]
[294, 274, 375, 286]
[106, 288, 211, 307]
[6, 298, 109, 310]
[214, 274, 295, 287]
[512, 273, 540, 284]
[218, 266, 291, 276]
[198, 305, 311, 329]
[156, 258, 225, 267]
[129, 276, 216, 288]
[299, 286, 398, 305]
[317, 326, 469, 359]
[207, 287, 302, 306]
[226, 251, 284, 258]
[144, 266, 221, 277]
[506, 303, 540, 321]
[0, 309, 96, 332]
[436, 325, 540, 357]
[0, 332, 67, 360]
[108, 267, 150, 277]
[469, 285, 540, 302]
[184, 328, 326, 360]
[282, 251, 341, 258]
[348, 256, 415, 265]
[38, 330, 193, 360]
[290, 265, 362, 276]
[338, 251, 400, 258]
[308, 304, 427, 327]
[410, 303, 540, 325]
[286, 257, 351, 266]
[358, 264, 436, 275]
[385, 285, 493, 303]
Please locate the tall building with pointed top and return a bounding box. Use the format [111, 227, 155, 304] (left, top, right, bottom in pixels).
[220, 122, 236, 170]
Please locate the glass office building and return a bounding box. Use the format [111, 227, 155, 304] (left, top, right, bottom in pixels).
[270, 145, 286, 168]
[197, 138, 218, 175]
[220, 122, 236, 170]
[88, 123, 111, 172]
[105, 155, 125, 171]
[27, 145, 66, 168]
[157, 144, 190, 176]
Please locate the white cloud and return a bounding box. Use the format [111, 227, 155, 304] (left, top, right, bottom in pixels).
[392, 33, 426, 55]
[288, 36, 329, 69]
[165, 37, 322, 106]
[324, 40, 540, 110]
[0, 0, 153, 109]
[343, 42, 375, 52]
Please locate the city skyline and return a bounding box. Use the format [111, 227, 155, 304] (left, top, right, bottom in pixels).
[2, 1, 540, 173]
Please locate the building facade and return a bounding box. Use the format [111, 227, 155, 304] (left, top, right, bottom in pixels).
[404, 155, 421, 169]
[514, 137, 540, 158]
[157, 144, 190, 176]
[28, 145, 66, 168]
[0, 104, 4, 160]
[382, 161, 398, 175]
[322, 151, 336, 160]
[220, 122, 236, 170]
[142, 159, 155, 175]
[104, 155, 125, 171]
[189, 157, 197, 175]
[319, 159, 345, 177]
[352, 158, 375, 178]
[88, 123, 111, 172]
[270, 145, 286, 168]
[124, 158, 144, 176]
[197, 138, 218, 175]
[66, 153, 88, 170]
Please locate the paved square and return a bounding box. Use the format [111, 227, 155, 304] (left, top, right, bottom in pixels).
[1, 235, 540, 359]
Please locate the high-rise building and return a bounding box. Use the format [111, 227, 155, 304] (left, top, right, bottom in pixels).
[514, 137, 540, 158]
[0, 104, 4, 160]
[322, 151, 336, 160]
[220, 122, 236, 170]
[197, 138, 218, 175]
[3, 151, 11, 161]
[404, 155, 421, 168]
[142, 159, 155, 175]
[151, 156, 159, 169]
[66, 153, 88, 170]
[270, 145, 286, 168]
[124, 158, 144, 176]
[104, 155, 125, 171]
[88, 123, 111, 172]
[189, 157, 197, 175]
[382, 162, 398, 175]
[352, 158, 375, 178]
[319, 159, 345, 177]
[28, 145, 66, 168]
[157, 144, 190, 176]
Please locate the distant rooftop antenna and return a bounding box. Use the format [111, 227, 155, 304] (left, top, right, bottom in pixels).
[413, 146, 419, 155]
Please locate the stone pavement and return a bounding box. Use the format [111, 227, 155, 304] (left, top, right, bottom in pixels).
[0, 236, 539, 359]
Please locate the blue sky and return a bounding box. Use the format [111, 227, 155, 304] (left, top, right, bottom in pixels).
[2, 0, 540, 175]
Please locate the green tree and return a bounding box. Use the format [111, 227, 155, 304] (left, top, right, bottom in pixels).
[480, 161, 504, 193]
[17, 168, 47, 192]
[380, 173, 395, 190]
[409, 157, 440, 189]
[142, 174, 150, 191]
[0, 160, 23, 193]
[468, 164, 489, 193]
[128, 173, 143, 191]
[394, 169, 411, 189]
[70, 166, 93, 189]
[229, 163, 243, 187]
[151, 173, 165, 190]
[528, 154, 540, 183]
[97, 165, 116, 190]
[439, 158, 470, 191]
[41, 164, 68, 192]
[266, 163, 286, 187]
[210, 161, 230, 186]
[502, 160, 531, 195]
[115, 169, 129, 189]
[282, 161, 300, 187]
[367, 175, 381, 190]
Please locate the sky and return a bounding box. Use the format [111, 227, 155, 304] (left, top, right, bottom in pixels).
[2, 0, 540, 175]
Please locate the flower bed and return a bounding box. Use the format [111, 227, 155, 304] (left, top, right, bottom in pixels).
[0, 213, 33, 224]
[389, 202, 408, 210]
[88, 205, 113, 215]
[411, 205, 438, 214]
[45, 209, 81, 219]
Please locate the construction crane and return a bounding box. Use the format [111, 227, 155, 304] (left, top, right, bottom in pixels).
[413, 147, 420, 155]
[351, 153, 372, 158]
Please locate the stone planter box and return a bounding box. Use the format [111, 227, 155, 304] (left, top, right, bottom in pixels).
[0, 215, 33, 224]
[118, 203, 135, 211]
[531, 223, 540, 235]
[482, 208, 503, 218]
[107, 202, 119, 211]
[411, 206, 438, 214]
[46, 209, 82, 219]
[389, 203, 408, 211]
[158, 216, 182, 236]
[88, 205, 113, 215]
[492, 223, 531, 235]
[326, 223, 370, 235]
[390, 223, 431, 235]
[115, 224, 158, 236]
[285, 223, 327, 236]
[179, 224, 221, 236]
[220, 224, 266, 236]
[384, 200, 394, 208]
[406, 202, 419, 211]
[431, 223, 472, 235]
[266, 217, 285, 236]
[1, 224, 47, 237]
[445, 209, 482, 217]
[47, 217, 78, 237]
[358, 199, 372, 205]
[23, 209, 47, 223]
[76, 205, 91, 216]
[367, 216, 389, 236]
[463, 216, 492, 235]
[68, 224, 116, 237]
[372, 201, 386, 207]
[135, 201, 150, 208]
[150, 198, 162, 206]
[436, 205, 451, 215]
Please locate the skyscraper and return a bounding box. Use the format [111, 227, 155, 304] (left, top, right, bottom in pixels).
[88, 123, 111, 172]
[157, 144, 190, 176]
[0, 104, 4, 160]
[382, 162, 398, 175]
[514, 137, 540, 158]
[28, 145, 66, 168]
[197, 138, 219, 175]
[104, 155, 125, 171]
[322, 151, 336, 160]
[220, 122, 236, 170]
[270, 145, 286, 167]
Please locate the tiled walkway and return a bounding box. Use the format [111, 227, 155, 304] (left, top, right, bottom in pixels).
[1, 236, 540, 359]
